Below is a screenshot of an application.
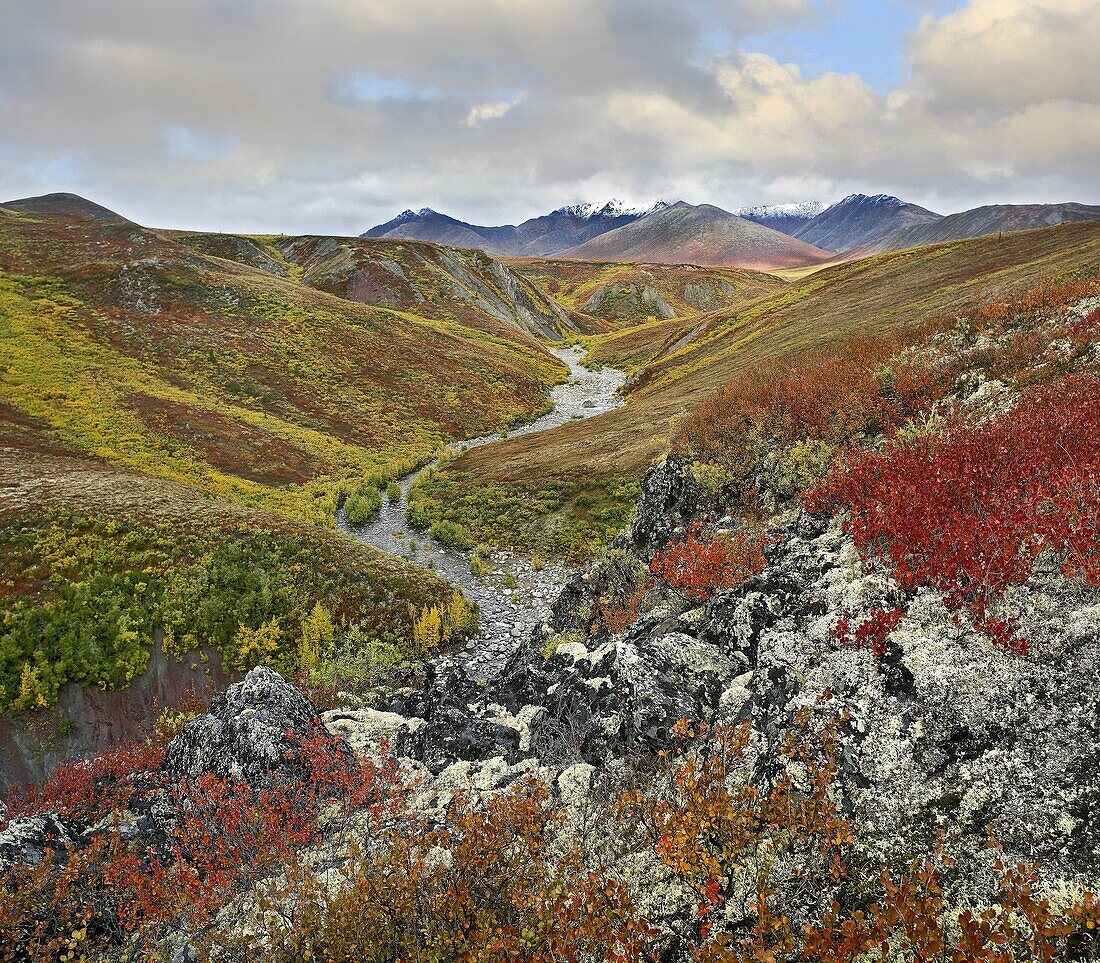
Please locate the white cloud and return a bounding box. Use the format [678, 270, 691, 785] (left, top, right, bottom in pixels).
[466, 94, 526, 126]
[0, 0, 1095, 231]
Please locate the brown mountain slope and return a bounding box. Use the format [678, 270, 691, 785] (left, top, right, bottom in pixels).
[503, 257, 786, 327]
[560, 202, 832, 271]
[858, 202, 1100, 255]
[1, 191, 133, 224]
[171, 231, 593, 342]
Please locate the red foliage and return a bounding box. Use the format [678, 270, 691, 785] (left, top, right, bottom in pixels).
[806, 375, 1100, 651]
[4, 739, 167, 822]
[831, 606, 906, 658]
[650, 522, 771, 601]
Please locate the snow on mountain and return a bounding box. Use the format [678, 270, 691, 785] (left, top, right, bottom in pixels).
[732, 201, 828, 220]
[556, 199, 671, 220]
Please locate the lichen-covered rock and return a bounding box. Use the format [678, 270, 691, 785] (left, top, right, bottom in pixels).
[160, 667, 333, 787]
[0, 813, 72, 874]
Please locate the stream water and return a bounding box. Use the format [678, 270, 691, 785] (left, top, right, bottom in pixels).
[339, 345, 625, 680]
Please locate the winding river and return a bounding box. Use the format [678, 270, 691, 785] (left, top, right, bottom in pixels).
[339, 345, 625, 679]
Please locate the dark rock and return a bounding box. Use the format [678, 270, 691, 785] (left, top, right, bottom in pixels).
[160, 667, 338, 787]
[0, 813, 72, 874]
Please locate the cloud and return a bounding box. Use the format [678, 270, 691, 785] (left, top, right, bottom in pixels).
[466, 94, 526, 126]
[0, 0, 1095, 232]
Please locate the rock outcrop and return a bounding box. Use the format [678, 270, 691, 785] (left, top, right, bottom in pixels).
[328, 456, 1100, 890]
[160, 666, 337, 787]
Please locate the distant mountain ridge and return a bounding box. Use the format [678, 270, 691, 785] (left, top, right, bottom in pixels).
[364, 199, 671, 257]
[854, 202, 1100, 255]
[793, 194, 943, 253]
[734, 201, 827, 236]
[559, 201, 833, 271]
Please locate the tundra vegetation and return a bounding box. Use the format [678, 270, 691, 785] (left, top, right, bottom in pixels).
[2, 198, 1100, 960]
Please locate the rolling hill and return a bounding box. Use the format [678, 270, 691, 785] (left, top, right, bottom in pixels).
[0, 195, 567, 527]
[560, 202, 832, 271]
[173, 231, 590, 342]
[793, 193, 942, 253]
[1, 191, 134, 224]
[417, 219, 1100, 553]
[503, 257, 786, 327]
[858, 202, 1100, 254]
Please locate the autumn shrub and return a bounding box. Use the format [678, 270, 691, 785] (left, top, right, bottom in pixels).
[4, 738, 168, 822]
[830, 605, 906, 658]
[201, 778, 656, 963]
[674, 273, 1100, 515]
[1, 728, 403, 960]
[806, 374, 1100, 652]
[650, 522, 772, 601]
[621, 714, 1100, 961]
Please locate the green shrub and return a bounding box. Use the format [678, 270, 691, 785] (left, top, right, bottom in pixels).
[429, 520, 473, 549]
[345, 483, 383, 525]
[386, 481, 403, 503]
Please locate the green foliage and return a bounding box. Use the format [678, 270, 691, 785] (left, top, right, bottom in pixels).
[344, 483, 383, 525]
[0, 511, 449, 715]
[428, 520, 473, 550]
[409, 472, 640, 563]
[386, 481, 403, 503]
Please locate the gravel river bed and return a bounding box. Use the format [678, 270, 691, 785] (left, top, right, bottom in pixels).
[339, 346, 625, 680]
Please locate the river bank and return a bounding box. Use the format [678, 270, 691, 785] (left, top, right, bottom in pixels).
[340, 345, 625, 679]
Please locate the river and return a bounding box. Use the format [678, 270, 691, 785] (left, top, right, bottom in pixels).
[338, 345, 625, 680]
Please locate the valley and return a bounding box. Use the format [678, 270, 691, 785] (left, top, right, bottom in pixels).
[2, 189, 1099, 961]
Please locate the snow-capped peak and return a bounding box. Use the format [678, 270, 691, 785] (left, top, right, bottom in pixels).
[556, 198, 670, 220]
[733, 201, 827, 219]
[392, 207, 437, 222]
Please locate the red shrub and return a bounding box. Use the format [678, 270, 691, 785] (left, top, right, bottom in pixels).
[4, 739, 168, 822]
[831, 606, 906, 658]
[650, 523, 771, 601]
[806, 375, 1100, 651]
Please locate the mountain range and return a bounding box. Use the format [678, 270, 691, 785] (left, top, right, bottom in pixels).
[367, 194, 1100, 269]
[364, 199, 671, 258]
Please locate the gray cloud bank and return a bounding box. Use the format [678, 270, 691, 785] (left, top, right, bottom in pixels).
[1, 0, 1097, 234]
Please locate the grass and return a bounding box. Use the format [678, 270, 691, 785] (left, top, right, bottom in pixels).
[0, 212, 568, 527]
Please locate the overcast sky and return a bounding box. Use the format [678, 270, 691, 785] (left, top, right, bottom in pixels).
[1, 0, 1097, 234]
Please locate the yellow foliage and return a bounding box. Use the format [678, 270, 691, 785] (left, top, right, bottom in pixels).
[297, 602, 335, 675]
[233, 618, 283, 670]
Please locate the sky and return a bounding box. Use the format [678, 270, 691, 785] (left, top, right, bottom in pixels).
[0, 0, 1097, 235]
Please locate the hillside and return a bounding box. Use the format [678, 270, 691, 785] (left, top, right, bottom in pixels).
[503, 257, 786, 326]
[861, 202, 1100, 254]
[0, 202, 567, 528]
[364, 200, 667, 257]
[0, 435, 456, 766]
[1, 192, 133, 225]
[415, 219, 1100, 555]
[173, 231, 589, 341]
[794, 193, 942, 252]
[561, 202, 832, 271]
